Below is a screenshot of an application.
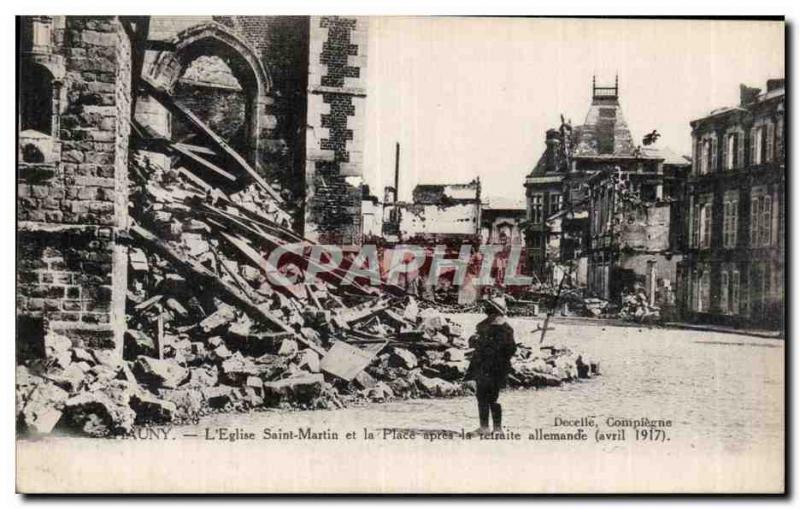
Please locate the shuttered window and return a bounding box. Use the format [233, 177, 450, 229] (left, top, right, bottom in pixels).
[711, 136, 718, 171]
[736, 130, 744, 168]
[720, 271, 729, 314]
[731, 270, 740, 315]
[700, 270, 710, 313]
[751, 192, 773, 248]
[531, 194, 543, 224]
[766, 123, 775, 162]
[751, 126, 764, 165]
[750, 196, 759, 247]
[723, 192, 739, 248]
[760, 195, 772, 246]
[725, 133, 735, 170]
[700, 203, 712, 248]
[700, 139, 711, 175]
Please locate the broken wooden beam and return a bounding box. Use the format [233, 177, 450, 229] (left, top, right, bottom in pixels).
[139, 76, 283, 204]
[130, 222, 327, 356]
[134, 294, 163, 312]
[174, 142, 217, 157]
[176, 168, 213, 193]
[131, 223, 285, 331]
[171, 143, 237, 182]
[210, 245, 267, 305]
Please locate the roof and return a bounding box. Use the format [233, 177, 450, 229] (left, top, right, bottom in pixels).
[640, 146, 692, 166]
[700, 105, 748, 121]
[761, 87, 786, 102]
[526, 151, 548, 178]
[573, 95, 636, 157]
[693, 79, 785, 125]
[526, 79, 638, 178]
[412, 181, 480, 204]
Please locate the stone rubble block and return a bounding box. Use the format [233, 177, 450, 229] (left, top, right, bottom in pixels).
[131, 355, 189, 390]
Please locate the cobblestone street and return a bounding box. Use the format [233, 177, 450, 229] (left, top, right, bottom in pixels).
[178, 314, 784, 455]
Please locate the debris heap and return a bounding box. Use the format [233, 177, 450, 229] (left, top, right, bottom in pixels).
[16, 79, 599, 438]
[618, 287, 661, 323]
[16, 158, 598, 437]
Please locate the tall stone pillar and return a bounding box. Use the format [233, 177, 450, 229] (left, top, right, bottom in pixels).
[304, 16, 368, 244]
[17, 16, 132, 360]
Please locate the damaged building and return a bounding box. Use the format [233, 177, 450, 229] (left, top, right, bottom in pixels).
[585, 146, 690, 306]
[678, 79, 785, 329]
[523, 77, 690, 302]
[18, 16, 134, 360]
[359, 184, 384, 242]
[137, 16, 370, 244]
[378, 180, 483, 303]
[480, 196, 527, 246]
[17, 17, 591, 437]
[382, 180, 482, 245]
[17, 15, 370, 359]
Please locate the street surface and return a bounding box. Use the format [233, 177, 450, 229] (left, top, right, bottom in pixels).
[182, 313, 784, 455]
[19, 314, 784, 493]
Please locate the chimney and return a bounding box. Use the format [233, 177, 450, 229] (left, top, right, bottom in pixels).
[766, 78, 785, 92]
[739, 84, 761, 106]
[393, 142, 400, 201]
[592, 74, 619, 103]
[545, 129, 561, 173]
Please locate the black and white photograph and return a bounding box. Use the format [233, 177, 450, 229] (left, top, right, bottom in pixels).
[14, 13, 786, 494]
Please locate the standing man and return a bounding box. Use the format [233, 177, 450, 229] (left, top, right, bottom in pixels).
[465, 295, 517, 436]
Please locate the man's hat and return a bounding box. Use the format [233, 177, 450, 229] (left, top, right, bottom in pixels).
[484, 295, 507, 315]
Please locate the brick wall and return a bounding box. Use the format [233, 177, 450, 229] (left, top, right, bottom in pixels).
[304, 16, 368, 244]
[17, 16, 131, 357]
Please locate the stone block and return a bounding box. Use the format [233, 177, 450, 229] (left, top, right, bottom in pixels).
[129, 392, 177, 424]
[131, 355, 189, 390]
[263, 374, 325, 405]
[19, 382, 69, 434]
[388, 347, 418, 370]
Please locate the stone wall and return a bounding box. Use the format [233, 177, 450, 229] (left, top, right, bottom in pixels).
[137, 16, 368, 242]
[17, 15, 372, 361]
[617, 204, 671, 252]
[214, 15, 311, 202]
[17, 16, 132, 357]
[304, 16, 368, 244]
[141, 16, 309, 208]
[172, 61, 247, 149]
[397, 203, 481, 239]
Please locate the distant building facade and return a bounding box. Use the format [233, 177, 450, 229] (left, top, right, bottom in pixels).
[382, 180, 482, 245]
[480, 196, 526, 245]
[678, 79, 785, 329]
[359, 184, 383, 242]
[585, 146, 690, 304]
[524, 76, 688, 293]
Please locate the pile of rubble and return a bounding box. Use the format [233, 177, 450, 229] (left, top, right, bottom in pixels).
[618, 287, 660, 323]
[16, 163, 598, 436]
[17, 85, 599, 437]
[504, 285, 665, 324]
[16, 321, 598, 437]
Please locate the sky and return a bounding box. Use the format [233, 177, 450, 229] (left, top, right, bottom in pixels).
[362, 17, 785, 203]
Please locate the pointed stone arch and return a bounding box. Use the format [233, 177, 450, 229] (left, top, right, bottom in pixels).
[148, 22, 272, 164]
